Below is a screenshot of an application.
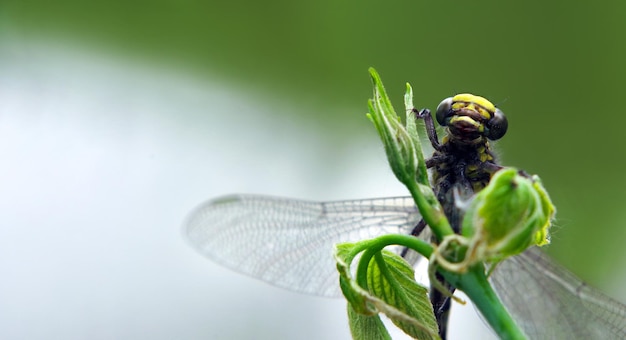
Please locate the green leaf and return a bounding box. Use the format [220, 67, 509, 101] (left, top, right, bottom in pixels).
[404, 82, 428, 186]
[336, 243, 376, 315]
[347, 303, 392, 340]
[335, 241, 439, 339]
[367, 67, 418, 186]
[366, 251, 439, 340]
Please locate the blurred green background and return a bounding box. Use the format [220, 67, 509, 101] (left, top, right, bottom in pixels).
[2, 0, 626, 338]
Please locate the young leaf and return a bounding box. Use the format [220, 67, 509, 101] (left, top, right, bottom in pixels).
[335, 242, 439, 339]
[347, 304, 392, 340]
[366, 251, 439, 340]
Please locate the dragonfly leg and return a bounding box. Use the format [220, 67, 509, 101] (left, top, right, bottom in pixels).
[410, 218, 428, 237]
[413, 108, 443, 151]
[431, 272, 454, 340]
[400, 219, 428, 258]
[426, 154, 451, 169]
[482, 161, 504, 175]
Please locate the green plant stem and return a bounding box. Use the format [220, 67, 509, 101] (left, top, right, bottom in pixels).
[441, 266, 526, 340]
[354, 234, 434, 290]
[404, 181, 454, 241]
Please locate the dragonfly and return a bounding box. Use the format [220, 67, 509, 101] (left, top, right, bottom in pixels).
[185, 94, 626, 339]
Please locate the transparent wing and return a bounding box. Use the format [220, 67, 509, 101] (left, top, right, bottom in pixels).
[490, 247, 626, 339]
[184, 195, 426, 297]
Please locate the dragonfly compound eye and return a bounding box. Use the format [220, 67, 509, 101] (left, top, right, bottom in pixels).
[436, 97, 454, 126]
[484, 108, 508, 140]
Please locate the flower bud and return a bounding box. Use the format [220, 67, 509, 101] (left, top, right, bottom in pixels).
[462, 168, 555, 261]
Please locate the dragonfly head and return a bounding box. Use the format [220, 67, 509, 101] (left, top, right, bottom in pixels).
[436, 94, 508, 142]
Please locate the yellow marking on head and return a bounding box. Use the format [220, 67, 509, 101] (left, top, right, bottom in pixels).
[449, 115, 482, 129]
[451, 93, 496, 119]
